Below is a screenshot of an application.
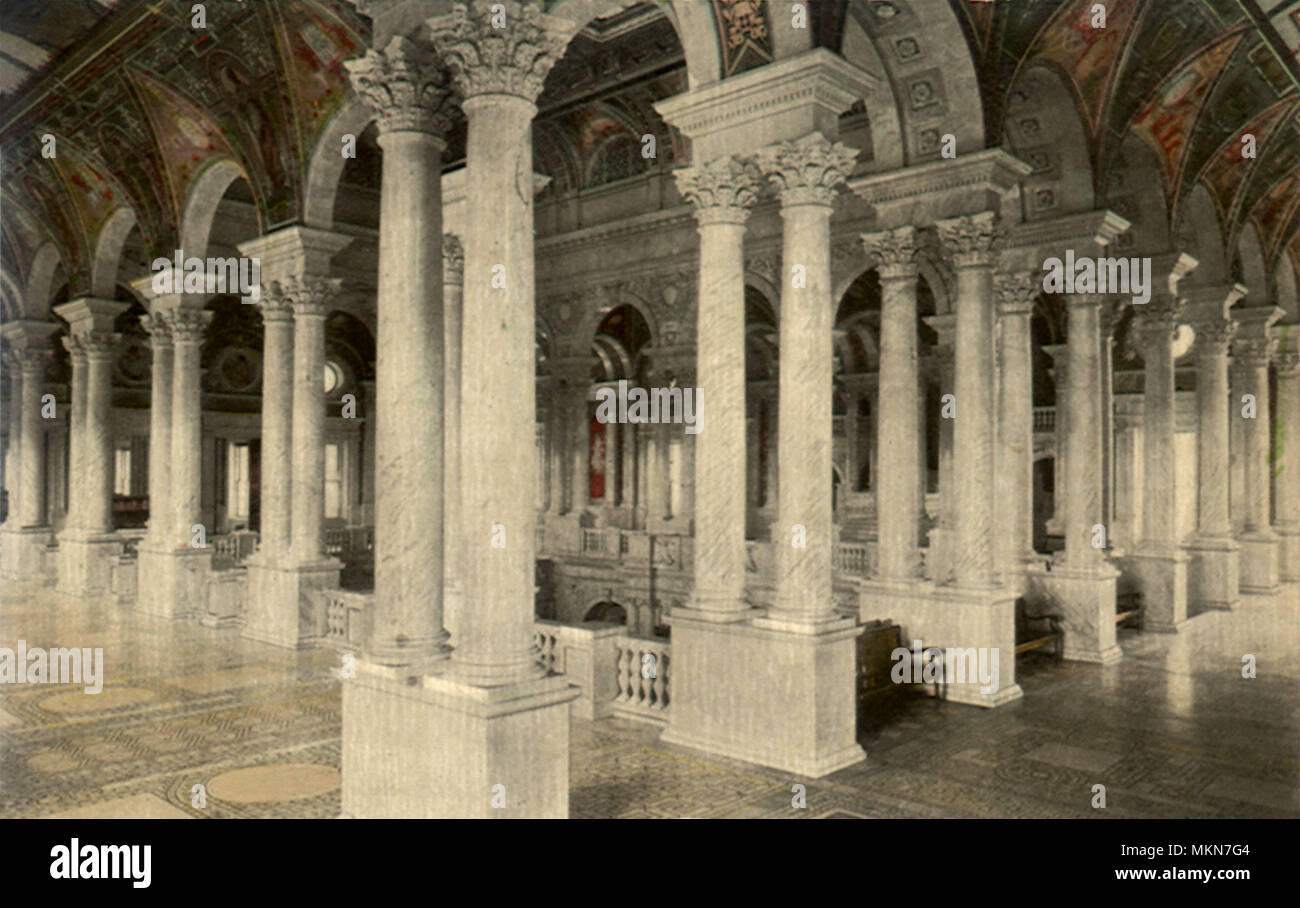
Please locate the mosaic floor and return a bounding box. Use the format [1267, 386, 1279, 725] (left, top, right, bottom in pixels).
[1, 581, 1296, 819]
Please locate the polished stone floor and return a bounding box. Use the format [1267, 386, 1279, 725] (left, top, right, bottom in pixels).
[1, 580, 1296, 819]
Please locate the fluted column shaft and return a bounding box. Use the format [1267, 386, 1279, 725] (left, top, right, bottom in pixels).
[757, 133, 856, 619]
[996, 272, 1035, 571]
[1063, 295, 1106, 565]
[144, 316, 173, 546]
[17, 352, 47, 526]
[938, 213, 1000, 587]
[169, 311, 209, 543]
[863, 226, 920, 581]
[259, 302, 294, 557]
[674, 156, 760, 616]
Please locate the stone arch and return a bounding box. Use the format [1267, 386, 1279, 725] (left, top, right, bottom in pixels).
[583, 598, 628, 624]
[1173, 182, 1227, 283]
[1234, 220, 1269, 299]
[90, 207, 138, 299]
[578, 293, 658, 359]
[303, 94, 374, 230]
[838, 0, 983, 166]
[1003, 62, 1094, 218]
[23, 242, 61, 318]
[1103, 133, 1171, 254]
[178, 158, 252, 261]
[546, 0, 721, 88]
[1273, 249, 1298, 323]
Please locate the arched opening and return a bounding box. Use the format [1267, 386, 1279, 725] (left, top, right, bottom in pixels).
[584, 600, 628, 625]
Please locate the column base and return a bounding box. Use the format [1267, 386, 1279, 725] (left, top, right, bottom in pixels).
[1238, 531, 1280, 594]
[1, 525, 53, 582]
[200, 567, 246, 629]
[1023, 559, 1123, 665]
[857, 577, 1021, 705]
[242, 554, 341, 649]
[55, 530, 121, 597]
[1117, 546, 1189, 632]
[135, 544, 213, 619]
[1184, 536, 1241, 610]
[661, 610, 865, 777]
[1276, 522, 1300, 583]
[341, 661, 578, 818]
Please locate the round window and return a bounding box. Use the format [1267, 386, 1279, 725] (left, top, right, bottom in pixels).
[323, 361, 342, 394]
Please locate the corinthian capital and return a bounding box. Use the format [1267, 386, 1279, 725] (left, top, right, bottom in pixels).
[143, 311, 173, 346]
[860, 226, 916, 280]
[674, 155, 762, 226]
[443, 233, 464, 285]
[993, 269, 1038, 315]
[1188, 316, 1236, 357]
[345, 35, 459, 137]
[167, 309, 213, 345]
[265, 276, 344, 319]
[427, 1, 571, 102]
[936, 211, 1001, 268]
[754, 132, 858, 208]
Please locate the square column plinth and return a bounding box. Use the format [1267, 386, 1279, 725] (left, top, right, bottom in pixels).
[242, 556, 341, 649]
[1, 526, 53, 582]
[1279, 525, 1300, 584]
[660, 611, 865, 777]
[342, 664, 578, 818]
[1184, 537, 1241, 610]
[1023, 562, 1123, 664]
[56, 532, 121, 597]
[1238, 532, 1280, 594]
[1118, 549, 1189, 632]
[135, 546, 212, 619]
[859, 579, 1023, 708]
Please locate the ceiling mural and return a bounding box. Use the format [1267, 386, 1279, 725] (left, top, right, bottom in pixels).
[0, 0, 1296, 304]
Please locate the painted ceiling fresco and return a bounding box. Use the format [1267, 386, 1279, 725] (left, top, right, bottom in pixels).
[957, 0, 1300, 276]
[1, 0, 1298, 304]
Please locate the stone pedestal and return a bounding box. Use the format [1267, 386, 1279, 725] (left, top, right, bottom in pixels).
[1185, 536, 1240, 610]
[1023, 561, 1122, 664]
[342, 663, 578, 818]
[55, 532, 121, 598]
[1238, 532, 1280, 594]
[1121, 548, 1189, 631]
[859, 578, 1022, 707]
[135, 546, 213, 619]
[1, 526, 53, 582]
[243, 554, 341, 648]
[201, 569, 246, 629]
[661, 611, 865, 776]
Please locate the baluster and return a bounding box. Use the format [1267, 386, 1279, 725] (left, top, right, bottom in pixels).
[653, 648, 667, 710]
[615, 645, 630, 702]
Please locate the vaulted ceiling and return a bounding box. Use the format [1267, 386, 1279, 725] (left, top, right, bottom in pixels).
[2, 0, 1297, 314]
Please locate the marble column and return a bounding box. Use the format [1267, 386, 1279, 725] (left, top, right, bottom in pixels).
[672, 155, 761, 618]
[756, 132, 857, 622]
[53, 298, 128, 596]
[443, 233, 466, 640]
[1042, 343, 1069, 537]
[921, 316, 955, 580]
[346, 36, 455, 669]
[861, 225, 921, 583]
[0, 322, 57, 581]
[289, 280, 339, 566]
[1182, 285, 1244, 609]
[1232, 305, 1284, 593]
[1128, 292, 1190, 630]
[167, 307, 214, 615]
[143, 313, 173, 551]
[1275, 343, 1300, 582]
[549, 357, 591, 520]
[2, 357, 21, 525]
[257, 295, 293, 559]
[994, 270, 1036, 583]
[936, 213, 999, 589]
